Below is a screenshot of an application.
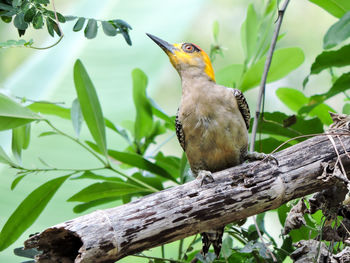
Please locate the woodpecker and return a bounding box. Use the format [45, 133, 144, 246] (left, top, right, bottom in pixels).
[147, 33, 268, 258]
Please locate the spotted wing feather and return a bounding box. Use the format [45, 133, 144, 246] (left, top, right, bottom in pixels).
[175, 109, 185, 151]
[232, 89, 250, 129]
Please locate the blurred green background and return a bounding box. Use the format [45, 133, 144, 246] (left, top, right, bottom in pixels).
[0, 0, 337, 262]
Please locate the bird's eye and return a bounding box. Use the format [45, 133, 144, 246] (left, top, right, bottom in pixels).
[182, 43, 195, 53]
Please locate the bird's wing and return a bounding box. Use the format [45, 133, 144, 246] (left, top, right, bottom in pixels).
[175, 109, 186, 151]
[232, 89, 250, 129]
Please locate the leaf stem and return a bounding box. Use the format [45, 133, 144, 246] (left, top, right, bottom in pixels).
[250, 0, 290, 152]
[44, 119, 108, 166]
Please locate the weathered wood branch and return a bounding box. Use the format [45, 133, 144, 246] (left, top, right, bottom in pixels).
[24, 134, 350, 263]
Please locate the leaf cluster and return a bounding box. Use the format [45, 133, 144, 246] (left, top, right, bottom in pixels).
[0, 0, 132, 48]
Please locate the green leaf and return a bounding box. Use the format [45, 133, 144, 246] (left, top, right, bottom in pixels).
[309, 0, 350, 18]
[0, 175, 69, 251]
[44, 10, 66, 23]
[108, 149, 174, 181]
[32, 12, 43, 29]
[126, 172, 164, 191]
[276, 88, 308, 112]
[324, 11, 350, 49]
[12, 0, 21, 7]
[14, 13, 28, 30]
[11, 173, 29, 190]
[216, 64, 244, 88]
[0, 146, 17, 167]
[132, 68, 153, 142]
[343, 103, 350, 114]
[0, 3, 13, 11]
[71, 98, 83, 137]
[240, 4, 258, 62]
[38, 131, 57, 137]
[67, 181, 147, 202]
[28, 102, 70, 119]
[222, 235, 233, 258]
[65, 16, 77, 21]
[104, 118, 131, 144]
[0, 94, 40, 131]
[46, 17, 54, 37]
[73, 17, 85, 32]
[251, 111, 323, 139]
[71, 171, 123, 182]
[310, 44, 350, 75]
[84, 18, 98, 39]
[12, 126, 26, 162]
[73, 197, 120, 213]
[256, 137, 292, 154]
[309, 103, 334, 125]
[277, 204, 290, 226]
[101, 21, 117, 36]
[24, 7, 36, 23]
[240, 47, 305, 92]
[74, 59, 107, 158]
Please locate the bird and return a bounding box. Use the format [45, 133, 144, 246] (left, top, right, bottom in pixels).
[146, 33, 271, 258]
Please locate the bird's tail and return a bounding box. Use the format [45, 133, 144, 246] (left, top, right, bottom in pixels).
[201, 227, 224, 258]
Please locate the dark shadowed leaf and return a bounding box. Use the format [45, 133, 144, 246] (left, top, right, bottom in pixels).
[310, 44, 350, 75]
[24, 7, 36, 23]
[324, 11, 350, 49]
[84, 19, 98, 39]
[73, 17, 85, 32]
[74, 59, 107, 158]
[14, 13, 28, 30]
[46, 17, 54, 37]
[32, 13, 43, 29]
[0, 175, 70, 251]
[250, 112, 323, 140]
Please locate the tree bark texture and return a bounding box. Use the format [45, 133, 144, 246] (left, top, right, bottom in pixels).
[24, 134, 350, 263]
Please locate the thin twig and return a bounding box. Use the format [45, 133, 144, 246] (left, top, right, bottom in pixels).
[250, 0, 290, 151]
[249, 1, 290, 262]
[30, 0, 64, 50]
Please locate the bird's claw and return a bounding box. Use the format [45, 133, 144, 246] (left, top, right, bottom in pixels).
[198, 170, 214, 186]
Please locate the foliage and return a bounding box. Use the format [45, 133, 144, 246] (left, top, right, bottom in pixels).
[0, 0, 132, 48]
[1, 0, 350, 262]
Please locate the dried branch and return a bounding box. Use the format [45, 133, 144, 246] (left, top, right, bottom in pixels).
[24, 133, 350, 263]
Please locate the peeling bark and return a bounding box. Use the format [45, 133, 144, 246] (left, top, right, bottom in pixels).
[24, 134, 350, 263]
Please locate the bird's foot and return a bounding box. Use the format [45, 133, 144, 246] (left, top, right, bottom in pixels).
[245, 151, 279, 166]
[197, 170, 214, 186]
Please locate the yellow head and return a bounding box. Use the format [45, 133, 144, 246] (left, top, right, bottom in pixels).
[147, 33, 215, 82]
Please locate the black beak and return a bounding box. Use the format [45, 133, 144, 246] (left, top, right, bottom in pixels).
[146, 33, 175, 54]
